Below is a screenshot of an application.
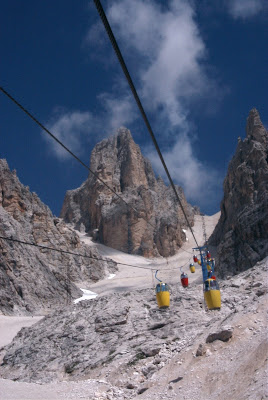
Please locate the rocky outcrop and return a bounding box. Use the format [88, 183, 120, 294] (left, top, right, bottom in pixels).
[0, 258, 267, 400]
[61, 128, 196, 257]
[0, 159, 116, 315]
[210, 109, 268, 276]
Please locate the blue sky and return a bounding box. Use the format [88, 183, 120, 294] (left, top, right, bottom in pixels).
[1, 0, 267, 216]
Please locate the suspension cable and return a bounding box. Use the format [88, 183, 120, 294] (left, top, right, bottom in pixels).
[0, 235, 181, 271]
[0, 85, 196, 258]
[93, 0, 199, 249]
[0, 86, 157, 230]
[0, 234, 149, 270]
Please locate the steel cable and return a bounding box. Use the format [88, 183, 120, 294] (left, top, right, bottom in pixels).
[0, 235, 184, 272]
[93, 0, 199, 249]
[0, 86, 149, 226]
[0, 85, 196, 258]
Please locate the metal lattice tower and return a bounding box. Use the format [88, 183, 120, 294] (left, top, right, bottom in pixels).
[202, 215, 208, 247]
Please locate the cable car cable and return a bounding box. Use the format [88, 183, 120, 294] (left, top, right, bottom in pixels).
[0, 86, 155, 231]
[179, 247, 193, 255]
[93, 0, 199, 249]
[0, 234, 153, 270]
[0, 235, 182, 272]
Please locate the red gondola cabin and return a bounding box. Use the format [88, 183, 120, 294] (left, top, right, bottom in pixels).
[181, 272, 188, 288]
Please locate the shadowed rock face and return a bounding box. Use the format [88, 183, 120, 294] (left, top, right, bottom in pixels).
[210, 109, 268, 276]
[0, 160, 116, 315]
[61, 128, 197, 257]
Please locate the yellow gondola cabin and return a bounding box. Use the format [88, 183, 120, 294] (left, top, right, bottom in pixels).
[204, 278, 221, 310]
[189, 263, 195, 273]
[155, 282, 170, 308]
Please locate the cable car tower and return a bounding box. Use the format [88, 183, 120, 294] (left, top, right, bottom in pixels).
[202, 215, 208, 247]
[192, 217, 221, 310]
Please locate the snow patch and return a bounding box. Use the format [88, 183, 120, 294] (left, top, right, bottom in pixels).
[74, 289, 98, 304]
[182, 229, 188, 241]
[108, 274, 116, 280]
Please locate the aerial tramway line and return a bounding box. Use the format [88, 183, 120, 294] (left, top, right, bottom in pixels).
[192, 246, 221, 310]
[92, 0, 221, 310]
[0, 0, 222, 311]
[191, 217, 221, 309]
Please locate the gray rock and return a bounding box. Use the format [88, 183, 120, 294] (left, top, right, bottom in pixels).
[209, 109, 268, 276]
[0, 159, 117, 315]
[141, 363, 157, 377]
[125, 382, 136, 389]
[196, 344, 207, 356]
[140, 346, 161, 357]
[137, 386, 149, 395]
[0, 285, 219, 383]
[206, 326, 233, 343]
[60, 128, 197, 257]
[0, 257, 267, 400]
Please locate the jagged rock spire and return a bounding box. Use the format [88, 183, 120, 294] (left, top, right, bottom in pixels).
[209, 109, 268, 276]
[246, 108, 267, 147]
[0, 159, 116, 315]
[61, 128, 196, 257]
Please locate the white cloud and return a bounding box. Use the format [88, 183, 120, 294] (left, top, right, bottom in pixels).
[227, 0, 264, 18]
[106, 0, 213, 127]
[97, 91, 137, 131]
[145, 133, 222, 210]
[46, 0, 223, 212]
[101, 0, 221, 209]
[62, 0, 218, 139]
[45, 111, 94, 160]
[44, 94, 137, 159]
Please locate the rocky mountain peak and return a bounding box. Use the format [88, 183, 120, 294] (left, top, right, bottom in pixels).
[209, 108, 268, 276]
[89, 127, 154, 192]
[246, 108, 267, 147]
[61, 129, 196, 257]
[116, 126, 133, 141]
[0, 159, 116, 315]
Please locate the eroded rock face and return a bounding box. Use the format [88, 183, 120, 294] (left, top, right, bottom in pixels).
[0, 258, 267, 389]
[0, 159, 116, 315]
[61, 128, 196, 257]
[210, 109, 268, 276]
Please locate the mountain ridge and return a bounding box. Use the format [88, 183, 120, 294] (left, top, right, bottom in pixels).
[0, 159, 116, 315]
[209, 108, 268, 276]
[61, 127, 197, 258]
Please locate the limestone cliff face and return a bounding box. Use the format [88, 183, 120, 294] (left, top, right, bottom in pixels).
[0, 160, 116, 315]
[209, 109, 268, 276]
[61, 128, 196, 257]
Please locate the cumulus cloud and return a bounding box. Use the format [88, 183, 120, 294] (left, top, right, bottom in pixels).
[145, 134, 222, 210]
[44, 94, 137, 159]
[46, 0, 223, 211]
[227, 0, 264, 19]
[105, 0, 213, 127]
[45, 111, 94, 160]
[101, 0, 221, 206]
[69, 0, 218, 135]
[97, 92, 137, 132]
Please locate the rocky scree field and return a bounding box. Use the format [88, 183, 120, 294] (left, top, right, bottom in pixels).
[0, 258, 267, 400]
